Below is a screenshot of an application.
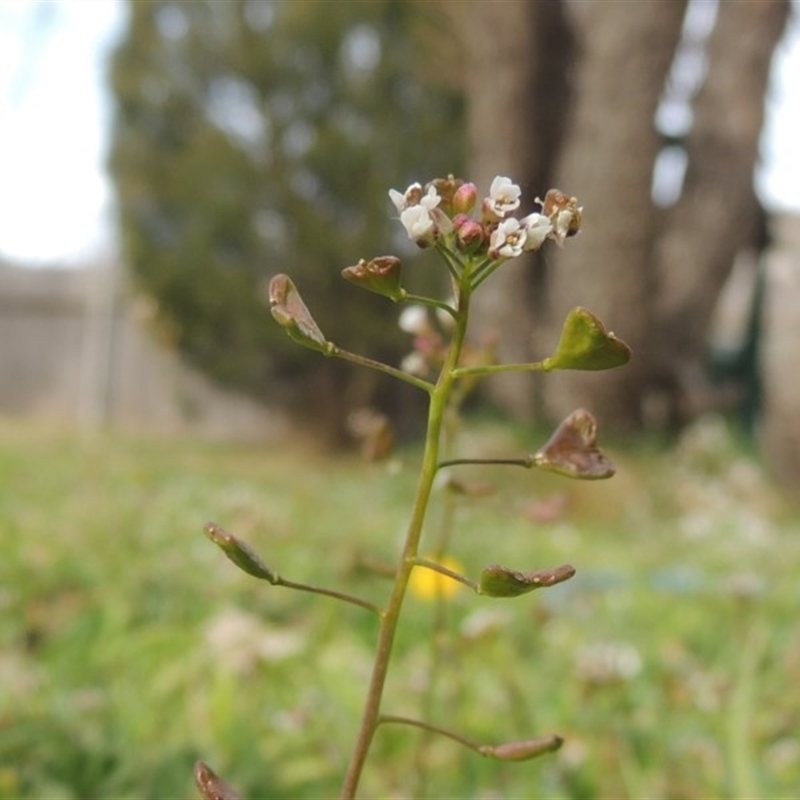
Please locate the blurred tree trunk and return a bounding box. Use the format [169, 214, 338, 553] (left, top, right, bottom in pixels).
[450, 0, 574, 419]
[650, 0, 789, 427]
[761, 214, 800, 488]
[539, 0, 687, 430]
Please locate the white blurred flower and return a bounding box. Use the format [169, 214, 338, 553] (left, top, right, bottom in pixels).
[398, 305, 430, 335]
[576, 641, 642, 685]
[460, 608, 512, 639]
[400, 351, 429, 377]
[204, 608, 306, 674]
[724, 571, 766, 600]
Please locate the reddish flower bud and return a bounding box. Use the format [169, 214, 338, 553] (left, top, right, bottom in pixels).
[452, 182, 478, 214]
[453, 214, 486, 252]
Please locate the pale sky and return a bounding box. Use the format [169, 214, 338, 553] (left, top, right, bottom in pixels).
[0, 0, 799, 266]
[0, 0, 126, 265]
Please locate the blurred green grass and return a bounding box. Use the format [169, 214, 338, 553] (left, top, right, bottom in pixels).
[1, 417, 799, 799]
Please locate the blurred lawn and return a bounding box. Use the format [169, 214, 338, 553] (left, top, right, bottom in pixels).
[1, 416, 799, 799]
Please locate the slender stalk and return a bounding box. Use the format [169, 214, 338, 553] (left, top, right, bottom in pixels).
[434, 241, 466, 282]
[409, 556, 478, 592]
[467, 256, 503, 291]
[331, 345, 434, 394]
[273, 576, 383, 617]
[378, 714, 483, 754]
[438, 456, 534, 469]
[451, 359, 546, 379]
[402, 293, 458, 321]
[339, 285, 471, 799]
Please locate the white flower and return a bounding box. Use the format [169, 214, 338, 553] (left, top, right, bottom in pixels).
[389, 183, 421, 212]
[488, 217, 527, 259]
[398, 305, 429, 335]
[419, 185, 442, 211]
[485, 176, 521, 218]
[400, 204, 436, 244]
[389, 188, 408, 212]
[389, 183, 441, 213]
[552, 208, 575, 245]
[520, 212, 553, 251]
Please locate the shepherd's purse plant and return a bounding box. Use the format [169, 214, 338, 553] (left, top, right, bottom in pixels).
[197, 174, 631, 800]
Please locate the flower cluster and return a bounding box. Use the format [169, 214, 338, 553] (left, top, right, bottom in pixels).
[389, 176, 582, 260]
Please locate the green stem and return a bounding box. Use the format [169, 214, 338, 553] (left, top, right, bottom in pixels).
[378, 714, 483, 755]
[451, 360, 546, 379]
[438, 456, 534, 469]
[435, 241, 466, 282]
[331, 345, 434, 393]
[402, 293, 458, 321]
[339, 284, 471, 800]
[409, 556, 478, 592]
[467, 256, 503, 290]
[273, 576, 383, 617]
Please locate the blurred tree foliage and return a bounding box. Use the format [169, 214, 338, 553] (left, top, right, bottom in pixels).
[109, 0, 463, 413]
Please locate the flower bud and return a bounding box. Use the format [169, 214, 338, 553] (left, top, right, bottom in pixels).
[453, 214, 485, 252]
[204, 522, 278, 582]
[452, 182, 478, 214]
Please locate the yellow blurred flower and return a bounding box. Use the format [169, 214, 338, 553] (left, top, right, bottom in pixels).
[408, 555, 464, 600]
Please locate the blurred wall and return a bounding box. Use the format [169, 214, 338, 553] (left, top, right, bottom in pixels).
[0, 261, 287, 441]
